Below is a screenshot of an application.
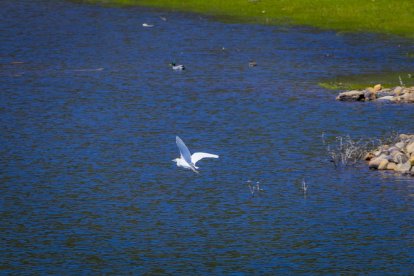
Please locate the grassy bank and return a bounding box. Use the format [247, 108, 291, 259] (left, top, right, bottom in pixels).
[83, 0, 414, 37]
[319, 72, 414, 90]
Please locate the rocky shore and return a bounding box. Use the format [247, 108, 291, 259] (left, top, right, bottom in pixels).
[365, 134, 414, 176]
[336, 84, 414, 103]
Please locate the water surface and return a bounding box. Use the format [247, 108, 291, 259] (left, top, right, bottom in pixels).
[1, 0, 414, 274]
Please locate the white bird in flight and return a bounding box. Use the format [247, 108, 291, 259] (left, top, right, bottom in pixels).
[173, 136, 219, 173]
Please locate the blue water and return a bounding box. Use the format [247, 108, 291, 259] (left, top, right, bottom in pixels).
[1, 0, 414, 274]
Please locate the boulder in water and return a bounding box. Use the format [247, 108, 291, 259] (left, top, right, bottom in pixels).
[336, 90, 365, 101]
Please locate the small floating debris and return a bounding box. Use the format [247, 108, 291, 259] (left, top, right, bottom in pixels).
[365, 134, 414, 176]
[159, 16, 167, 21]
[142, 23, 154, 28]
[11, 61, 24, 65]
[336, 84, 414, 103]
[72, 68, 104, 72]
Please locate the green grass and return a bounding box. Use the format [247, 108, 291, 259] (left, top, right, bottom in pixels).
[82, 0, 414, 37]
[319, 72, 414, 90]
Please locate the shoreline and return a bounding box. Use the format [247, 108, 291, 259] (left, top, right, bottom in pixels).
[336, 85, 414, 103]
[79, 0, 414, 38]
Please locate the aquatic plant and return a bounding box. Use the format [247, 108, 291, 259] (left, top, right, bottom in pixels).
[324, 132, 401, 168]
[399, 75, 405, 87]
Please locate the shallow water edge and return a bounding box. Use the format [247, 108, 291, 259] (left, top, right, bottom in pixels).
[77, 0, 414, 38]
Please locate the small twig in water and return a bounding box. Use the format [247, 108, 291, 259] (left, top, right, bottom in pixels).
[302, 178, 308, 194]
[247, 180, 264, 197]
[247, 180, 254, 195]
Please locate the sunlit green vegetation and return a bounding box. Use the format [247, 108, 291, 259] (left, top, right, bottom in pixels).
[82, 0, 414, 37]
[319, 72, 414, 90]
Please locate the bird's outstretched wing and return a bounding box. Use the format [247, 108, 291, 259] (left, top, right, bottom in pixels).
[176, 136, 193, 165]
[191, 152, 219, 165]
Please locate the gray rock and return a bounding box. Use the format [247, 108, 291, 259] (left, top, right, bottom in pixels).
[388, 146, 401, 153]
[388, 148, 397, 155]
[395, 141, 405, 149]
[393, 86, 403, 95]
[376, 145, 390, 155]
[364, 90, 376, 101]
[377, 96, 394, 101]
[378, 159, 389, 170]
[407, 142, 414, 155]
[369, 155, 388, 169]
[395, 161, 412, 173]
[336, 90, 365, 101]
[401, 92, 414, 103]
[373, 149, 384, 157]
[376, 90, 395, 98]
[386, 162, 397, 170]
[392, 96, 401, 102]
[390, 151, 408, 164]
[389, 148, 402, 155]
[399, 134, 412, 140]
[401, 87, 414, 95]
[398, 154, 409, 164]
